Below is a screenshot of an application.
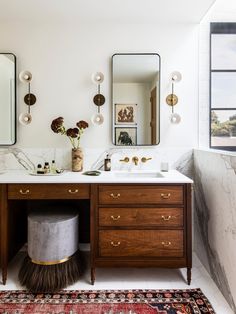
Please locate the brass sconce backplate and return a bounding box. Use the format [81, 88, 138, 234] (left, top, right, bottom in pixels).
[166, 94, 178, 106]
[93, 94, 105, 107]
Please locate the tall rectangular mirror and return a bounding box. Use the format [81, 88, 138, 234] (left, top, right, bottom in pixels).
[0, 53, 16, 145]
[112, 53, 160, 146]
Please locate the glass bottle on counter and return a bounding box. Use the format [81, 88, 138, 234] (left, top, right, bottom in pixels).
[51, 160, 57, 174]
[37, 164, 44, 174]
[44, 162, 50, 174]
[104, 154, 111, 171]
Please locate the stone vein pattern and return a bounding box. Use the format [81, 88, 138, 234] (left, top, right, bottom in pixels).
[194, 149, 236, 312]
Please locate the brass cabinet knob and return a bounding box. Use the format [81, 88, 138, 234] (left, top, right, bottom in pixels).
[110, 193, 121, 199]
[161, 193, 171, 199]
[19, 189, 30, 195]
[111, 215, 121, 221]
[110, 241, 121, 247]
[68, 189, 79, 194]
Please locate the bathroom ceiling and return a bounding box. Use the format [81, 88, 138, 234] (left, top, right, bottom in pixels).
[0, 0, 216, 23]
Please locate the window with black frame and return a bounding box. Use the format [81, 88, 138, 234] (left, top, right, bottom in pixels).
[210, 22, 236, 151]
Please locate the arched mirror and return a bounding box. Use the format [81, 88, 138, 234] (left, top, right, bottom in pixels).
[112, 53, 160, 146]
[0, 53, 16, 145]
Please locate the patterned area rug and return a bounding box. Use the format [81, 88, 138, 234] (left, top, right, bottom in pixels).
[0, 288, 216, 314]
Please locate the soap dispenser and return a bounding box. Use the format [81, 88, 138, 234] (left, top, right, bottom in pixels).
[104, 154, 111, 171]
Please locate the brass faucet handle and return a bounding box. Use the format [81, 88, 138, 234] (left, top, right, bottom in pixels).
[141, 157, 152, 163]
[132, 156, 139, 166]
[119, 157, 130, 163]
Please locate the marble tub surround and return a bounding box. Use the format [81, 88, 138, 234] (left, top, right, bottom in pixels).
[194, 149, 236, 312]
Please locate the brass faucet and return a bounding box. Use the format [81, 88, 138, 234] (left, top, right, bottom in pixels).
[132, 156, 139, 166]
[119, 157, 130, 163]
[141, 157, 152, 163]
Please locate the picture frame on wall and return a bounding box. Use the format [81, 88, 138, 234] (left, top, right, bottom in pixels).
[115, 104, 137, 125]
[115, 127, 137, 146]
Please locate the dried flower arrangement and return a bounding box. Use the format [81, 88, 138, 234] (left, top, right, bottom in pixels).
[51, 117, 89, 149]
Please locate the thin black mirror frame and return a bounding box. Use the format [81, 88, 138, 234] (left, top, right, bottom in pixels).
[111, 53, 161, 146]
[0, 52, 17, 146]
[210, 23, 236, 151]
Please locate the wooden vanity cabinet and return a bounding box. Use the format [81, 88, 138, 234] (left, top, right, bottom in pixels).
[1, 181, 192, 286]
[90, 183, 192, 285]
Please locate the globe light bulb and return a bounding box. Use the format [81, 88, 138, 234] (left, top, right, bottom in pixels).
[170, 113, 181, 124]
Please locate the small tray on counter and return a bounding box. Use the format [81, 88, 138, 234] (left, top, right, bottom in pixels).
[29, 170, 64, 176]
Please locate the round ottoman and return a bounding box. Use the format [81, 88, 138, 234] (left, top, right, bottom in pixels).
[19, 210, 82, 292]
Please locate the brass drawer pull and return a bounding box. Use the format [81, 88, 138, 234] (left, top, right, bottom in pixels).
[161, 215, 171, 221]
[19, 189, 30, 195]
[111, 215, 121, 221]
[68, 189, 79, 194]
[110, 241, 121, 247]
[110, 193, 121, 199]
[161, 241, 172, 247]
[161, 193, 171, 199]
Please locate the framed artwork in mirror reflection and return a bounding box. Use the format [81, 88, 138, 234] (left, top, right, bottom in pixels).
[115, 127, 137, 146]
[115, 104, 137, 125]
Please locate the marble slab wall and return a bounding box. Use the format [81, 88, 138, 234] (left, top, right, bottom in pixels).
[194, 149, 236, 312]
[0, 147, 193, 173]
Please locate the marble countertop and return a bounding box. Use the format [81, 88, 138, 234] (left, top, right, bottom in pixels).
[0, 169, 193, 184]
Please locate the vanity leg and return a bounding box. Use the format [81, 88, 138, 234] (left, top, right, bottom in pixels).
[91, 268, 95, 285]
[2, 267, 7, 285]
[187, 267, 191, 285]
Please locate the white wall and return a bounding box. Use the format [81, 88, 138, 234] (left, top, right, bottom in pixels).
[0, 21, 199, 154]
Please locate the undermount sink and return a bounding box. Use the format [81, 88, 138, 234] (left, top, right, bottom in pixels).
[114, 171, 164, 178]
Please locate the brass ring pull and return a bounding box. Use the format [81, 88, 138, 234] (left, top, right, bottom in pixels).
[68, 189, 79, 194]
[110, 193, 121, 199]
[161, 215, 171, 221]
[111, 215, 121, 221]
[161, 193, 171, 199]
[19, 189, 30, 195]
[111, 241, 121, 247]
[161, 241, 172, 247]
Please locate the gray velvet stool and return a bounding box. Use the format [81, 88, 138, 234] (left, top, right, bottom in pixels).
[19, 210, 82, 292]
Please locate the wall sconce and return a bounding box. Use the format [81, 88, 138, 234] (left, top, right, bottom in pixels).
[18, 70, 36, 125]
[91, 72, 105, 125]
[166, 71, 182, 124]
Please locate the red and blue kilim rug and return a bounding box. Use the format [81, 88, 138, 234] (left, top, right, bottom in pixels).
[0, 288, 216, 313]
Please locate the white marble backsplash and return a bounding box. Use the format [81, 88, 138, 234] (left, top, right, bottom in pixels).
[0, 146, 193, 173]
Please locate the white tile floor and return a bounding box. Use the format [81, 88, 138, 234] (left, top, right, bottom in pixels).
[0, 250, 234, 314]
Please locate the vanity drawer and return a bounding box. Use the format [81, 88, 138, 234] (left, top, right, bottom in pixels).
[99, 230, 184, 257]
[99, 185, 183, 205]
[8, 184, 90, 199]
[99, 207, 183, 227]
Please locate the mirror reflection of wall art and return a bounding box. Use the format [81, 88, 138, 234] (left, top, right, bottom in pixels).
[115, 104, 137, 125]
[115, 127, 137, 145]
